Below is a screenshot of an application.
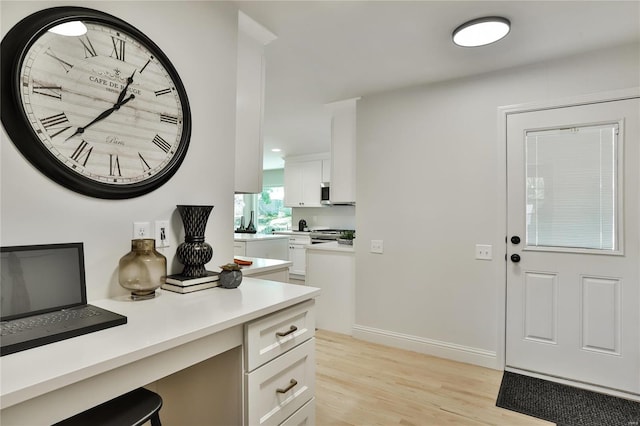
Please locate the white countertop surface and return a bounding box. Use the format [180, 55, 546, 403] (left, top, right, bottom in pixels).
[305, 241, 355, 253]
[233, 256, 292, 275]
[233, 233, 289, 241]
[0, 279, 319, 409]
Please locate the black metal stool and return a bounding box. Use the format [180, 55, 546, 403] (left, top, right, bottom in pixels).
[54, 387, 162, 426]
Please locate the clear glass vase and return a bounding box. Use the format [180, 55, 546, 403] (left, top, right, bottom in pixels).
[119, 239, 166, 300]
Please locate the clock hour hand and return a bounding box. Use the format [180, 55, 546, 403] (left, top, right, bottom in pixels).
[65, 94, 135, 141]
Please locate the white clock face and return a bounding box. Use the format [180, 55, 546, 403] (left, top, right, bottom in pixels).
[19, 21, 186, 185]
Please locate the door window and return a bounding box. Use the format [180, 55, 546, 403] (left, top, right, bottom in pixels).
[525, 123, 620, 253]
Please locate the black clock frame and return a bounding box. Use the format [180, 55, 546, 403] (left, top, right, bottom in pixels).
[0, 6, 192, 199]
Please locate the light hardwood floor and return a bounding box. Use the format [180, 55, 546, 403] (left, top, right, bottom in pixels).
[314, 330, 552, 426]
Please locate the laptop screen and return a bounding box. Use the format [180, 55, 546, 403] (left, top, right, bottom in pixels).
[1, 243, 87, 321]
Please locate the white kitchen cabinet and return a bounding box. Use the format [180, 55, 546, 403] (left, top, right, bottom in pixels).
[244, 300, 316, 426]
[321, 159, 331, 183]
[326, 98, 359, 204]
[247, 238, 288, 260]
[234, 241, 246, 256]
[284, 160, 323, 207]
[287, 234, 310, 277]
[305, 243, 355, 335]
[234, 235, 289, 260]
[235, 12, 276, 194]
[289, 245, 306, 277]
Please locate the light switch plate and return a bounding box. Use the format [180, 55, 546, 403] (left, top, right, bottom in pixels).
[155, 220, 170, 248]
[371, 240, 383, 254]
[475, 244, 492, 260]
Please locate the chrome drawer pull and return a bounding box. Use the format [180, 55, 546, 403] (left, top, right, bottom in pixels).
[276, 325, 298, 337]
[276, 379, 298, 394]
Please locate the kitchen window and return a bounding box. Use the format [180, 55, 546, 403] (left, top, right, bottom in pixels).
[235, 170, 292, 233]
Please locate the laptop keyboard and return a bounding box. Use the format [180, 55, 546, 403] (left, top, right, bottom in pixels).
[1, 307, 102, 336]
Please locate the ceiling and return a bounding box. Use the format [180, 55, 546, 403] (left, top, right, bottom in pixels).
[235, 1, 640, 170]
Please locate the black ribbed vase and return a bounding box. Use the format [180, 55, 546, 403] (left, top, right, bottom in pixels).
[176, 205, 214, 278]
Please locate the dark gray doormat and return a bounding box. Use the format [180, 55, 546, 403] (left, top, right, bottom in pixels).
[496, 371, 640, 426]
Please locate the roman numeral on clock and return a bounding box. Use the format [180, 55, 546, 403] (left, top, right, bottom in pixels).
[39, 112, 70, 138]
[40, 112, 68, 128]
[70, 140, 93, 167]
[109, 154, 122, 176]
[111, 37, 126, 61]
[79, 36, 97, 58]
[40, 112, 70, 138]
[160, 114, 178, 125]
[155, 88, 172, 96]
[152, 134, 171, 153]
[44, 48, 73, 73]
[138, 153, 151, 172]
[33, 85, 62, 100]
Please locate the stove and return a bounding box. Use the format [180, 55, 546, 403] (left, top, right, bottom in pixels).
[309, 229, 354, 243]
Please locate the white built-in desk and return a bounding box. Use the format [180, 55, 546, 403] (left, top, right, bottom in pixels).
[0, 278, 320, 425]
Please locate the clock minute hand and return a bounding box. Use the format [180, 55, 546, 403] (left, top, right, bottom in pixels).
[65, 94, 136, 141]
[117, 70, 136, 105]
[65, 107, 116, 140]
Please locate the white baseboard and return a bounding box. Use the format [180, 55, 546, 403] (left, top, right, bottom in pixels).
[351, 324, 499, 370]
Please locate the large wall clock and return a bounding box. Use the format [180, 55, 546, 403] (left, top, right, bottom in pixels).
[1, 7, 191, 199]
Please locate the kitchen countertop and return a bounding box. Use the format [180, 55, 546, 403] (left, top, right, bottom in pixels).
[305, 241, 355, 253]
[233, 256, 292, 275]
[233, 233, 289, 241]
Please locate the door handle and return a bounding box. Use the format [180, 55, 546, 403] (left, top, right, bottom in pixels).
[510, 236, 521, 244]
[510, 254, 521, 263]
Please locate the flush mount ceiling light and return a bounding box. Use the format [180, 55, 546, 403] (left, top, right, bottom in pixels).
[452, 16, 510, 47]
[48, 21, 88, 36]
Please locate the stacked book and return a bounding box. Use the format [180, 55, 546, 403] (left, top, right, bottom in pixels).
[162, 271, 220, 294]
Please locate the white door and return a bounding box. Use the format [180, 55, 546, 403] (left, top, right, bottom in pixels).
[506, 96, 640, 396]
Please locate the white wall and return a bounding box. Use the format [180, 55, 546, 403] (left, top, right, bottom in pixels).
[355, 42, 640, 368]
[292, 205, 355, 231]
[1, 1, 239, 300]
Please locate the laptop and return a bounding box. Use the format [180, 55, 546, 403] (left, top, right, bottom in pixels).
[1, 242, 127, 356]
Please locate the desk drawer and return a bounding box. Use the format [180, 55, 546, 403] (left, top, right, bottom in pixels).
[245, 299, 315, 371]
[245, 338, 315, 426]
[280, 397, 315, 426]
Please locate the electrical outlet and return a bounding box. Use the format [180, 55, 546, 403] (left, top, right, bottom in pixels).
[133, 222, 151, 238]
[155, 220, 170, 248]
[475, 244, 492, 260]
[371, 240, 383, 254]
